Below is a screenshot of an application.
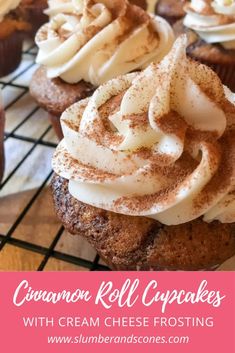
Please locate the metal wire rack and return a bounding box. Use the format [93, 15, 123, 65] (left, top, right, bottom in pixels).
[0, 40, 109, 272]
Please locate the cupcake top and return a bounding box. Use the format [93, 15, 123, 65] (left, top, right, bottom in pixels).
[53, 35, 235, 226]
[0, 0, 21, 22]
[184, 0, 235, 49]
[36, 0, 174, 86]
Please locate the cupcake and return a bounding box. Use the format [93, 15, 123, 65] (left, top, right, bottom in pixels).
[174, 0, 235, 92]
[51, 36, 235, 271]
[0, 91, 5, 182]
[19, 0, 48, 38]
[155, 0, 188, 25]
[0, 0, 30, 77]
[30, 0, 174, 140]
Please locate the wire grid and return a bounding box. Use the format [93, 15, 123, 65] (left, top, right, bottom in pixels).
[0, 40, 109, 272]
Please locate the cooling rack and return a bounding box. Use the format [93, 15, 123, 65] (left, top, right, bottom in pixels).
[0, 40, 109, 272]
[1, 40, 234, 272]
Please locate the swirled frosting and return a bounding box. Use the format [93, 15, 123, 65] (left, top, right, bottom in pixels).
[35, 0, 174, 86]
[184, 0, 235, 49]
[52, 36, 235, 225]
[0, 0, 21, 22]
[45, 0, 84, 17]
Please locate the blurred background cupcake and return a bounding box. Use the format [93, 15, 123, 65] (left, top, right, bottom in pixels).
[0, 0, 30, 77]
[174, 0, 235, 91]
[130, 0, 147, 9]
[19, 0, 48, 38]
[30, 0, 174, 140]
[155, 0, 188, 24]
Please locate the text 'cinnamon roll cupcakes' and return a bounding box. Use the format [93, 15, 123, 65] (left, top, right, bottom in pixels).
[30, 0, 174, 140]
[51, 36, 235, 271]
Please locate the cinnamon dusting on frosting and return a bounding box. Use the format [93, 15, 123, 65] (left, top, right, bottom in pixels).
[157, 111, 188, 139]
[185, 0, 235, 21]
[36, 0, 174, 85]
[52, 36, 235, 225]
[193, 130, 235, 214]
[114, 152, 200, 212]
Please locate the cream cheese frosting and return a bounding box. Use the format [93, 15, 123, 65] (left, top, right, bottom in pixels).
[45, 0, 84, 17]
[36, 0, 174, 86]
[212, 0, 235, 15]
[0, 0, 21, 23]
[52, 35, 235, 226]
[184, 0, 235, 49]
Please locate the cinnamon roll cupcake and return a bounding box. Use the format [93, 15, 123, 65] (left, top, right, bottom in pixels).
[174, 0, 235, 91]
[30, 0, 174, 140]
[0, 0, 30, 77]
[51, 36, 235, 271]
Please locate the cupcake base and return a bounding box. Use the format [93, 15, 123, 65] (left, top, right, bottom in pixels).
[22, 3, 48, 38]
[0, 32, 23, 78]
[48, 113, 63, 141]
[155, 0, 187, 25]
[51, 174, 235, 271]
[30, 66, 95, 139]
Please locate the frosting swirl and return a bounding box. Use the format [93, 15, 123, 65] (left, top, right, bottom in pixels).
[53, 36, 235, 226]
[184, 0, 235, 49]
[0, 0, 21, 22]
[36, 0, 174, 86]
[45, 0, 84, 17]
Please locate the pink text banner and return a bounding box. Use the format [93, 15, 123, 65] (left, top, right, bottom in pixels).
[0, 272, 234, 353]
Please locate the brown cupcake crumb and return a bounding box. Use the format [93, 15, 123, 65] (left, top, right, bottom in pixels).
[30, 66, 94, 117]
[51, 174, 235, 271]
